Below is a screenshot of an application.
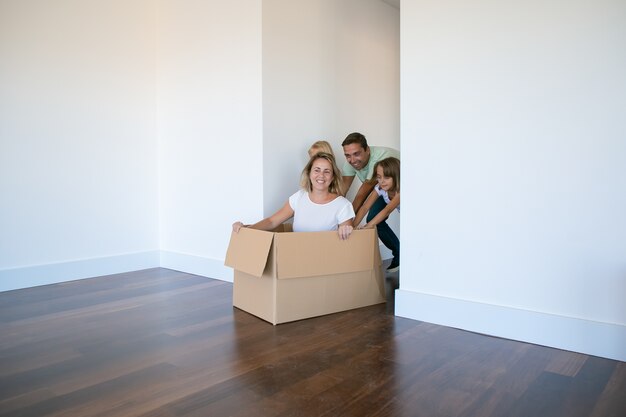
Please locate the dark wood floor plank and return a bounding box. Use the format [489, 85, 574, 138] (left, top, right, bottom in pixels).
[0, 268, 623, 417]
[590, 362, 626, 417]
[0, 346, 82, 378]
[0, 269, 204, 322]
[545, 350, 588, 377]
[0, 388, 57, 416]
[507, 371, 574, 417]
[460, 343, 560, 417]
[1, 363, 179, 417]
[557, 356, 619, 417]
[151, 308, 400, 416]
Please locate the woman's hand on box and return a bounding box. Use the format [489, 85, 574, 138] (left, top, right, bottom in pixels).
[338, 224, 353, 240]
[232, 221, 245, 233]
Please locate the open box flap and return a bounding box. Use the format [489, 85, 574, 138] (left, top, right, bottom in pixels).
[224, 228, 275, 277]
[274, 229, 376, 279]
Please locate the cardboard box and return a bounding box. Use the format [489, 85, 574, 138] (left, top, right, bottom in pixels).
[224, 224, 385, 325]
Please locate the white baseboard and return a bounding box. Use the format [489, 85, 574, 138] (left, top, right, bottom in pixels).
[395, 289, 626, 362]
[0, 243, 386, 293]
[0, 250, 234, 294]
[160, 251, 233, 282]
[0, 251, 160, 293]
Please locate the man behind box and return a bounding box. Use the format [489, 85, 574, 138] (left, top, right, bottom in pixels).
[341, 132, 400, 270]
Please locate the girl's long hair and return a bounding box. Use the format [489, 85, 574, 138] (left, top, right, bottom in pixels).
[373, 157, 400, 192]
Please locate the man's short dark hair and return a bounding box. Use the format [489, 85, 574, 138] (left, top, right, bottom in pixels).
[342, 132, 368, 149]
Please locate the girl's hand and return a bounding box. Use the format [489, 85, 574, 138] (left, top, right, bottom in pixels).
[338, 224, 353, 240]
[232, 221, 245, 233]
[357, 224, 372, 230]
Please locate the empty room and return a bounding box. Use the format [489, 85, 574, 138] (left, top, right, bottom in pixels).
[1, 0, 624, 416]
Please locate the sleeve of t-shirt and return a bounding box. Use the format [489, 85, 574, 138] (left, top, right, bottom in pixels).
[379, 147, 400, 160]
[342, 161, 356, 177]
[288, 189, 305, 211]
[336, 198, 356, 224]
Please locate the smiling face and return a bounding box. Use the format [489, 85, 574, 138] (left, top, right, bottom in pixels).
[309, 158, 334, 192]
[343, 143, 370, 171]
[375, 165, 394, 192]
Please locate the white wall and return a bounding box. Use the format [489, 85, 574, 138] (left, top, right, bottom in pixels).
[262, 0, 400, 220]
[157, 0, 263, 281]
[2, 0, 623, 363]
[0, 0, 395, 291]
[0, 0, 159, 291]
[398, 0, 626, 361]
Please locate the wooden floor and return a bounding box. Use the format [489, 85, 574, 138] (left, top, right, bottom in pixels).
[0, 268, 624, 417]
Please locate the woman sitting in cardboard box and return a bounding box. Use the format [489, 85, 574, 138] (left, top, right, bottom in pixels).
[233, 152, 355, 240]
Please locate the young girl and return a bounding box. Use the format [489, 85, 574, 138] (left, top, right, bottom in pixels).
[233, 152, 355, 240]
[353, 157, 400, 272]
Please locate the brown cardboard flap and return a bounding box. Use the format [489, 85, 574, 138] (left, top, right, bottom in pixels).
[224, 228, 274, 277]
[273, 229, 375, 279]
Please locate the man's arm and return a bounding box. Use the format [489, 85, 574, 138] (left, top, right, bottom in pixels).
[354, 189, 379, 227]
[352, 178, 377, 213]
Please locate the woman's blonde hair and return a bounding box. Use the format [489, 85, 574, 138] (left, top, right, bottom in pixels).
[373, 157, 400, 193]
[308, 140, 335, 157]
[300, 152, 344, 195]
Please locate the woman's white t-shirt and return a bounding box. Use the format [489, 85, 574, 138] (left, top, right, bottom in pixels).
[288, 189, 355, 232]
